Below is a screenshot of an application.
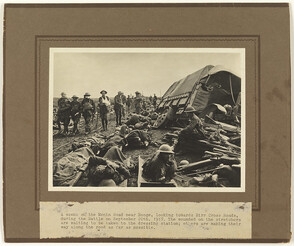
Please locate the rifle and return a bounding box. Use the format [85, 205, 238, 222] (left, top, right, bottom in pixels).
[177, 159, 217, 172]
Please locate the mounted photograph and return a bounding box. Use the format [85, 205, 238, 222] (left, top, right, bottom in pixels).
[49, 48, 245, 192]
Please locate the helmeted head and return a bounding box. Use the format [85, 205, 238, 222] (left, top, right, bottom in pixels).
[100, 90, 107, 96]
[158, 144, 174, 161]
[61, 92, 66, 98]
[179, 160, 189, 166]
[224, 104, 233, 115]
[119, 124, 128, 137]
[114, 126, 121, 135]
[72, 95, 78, 101]
[98, 179, 116, 187]
[84, 92, 91, 98]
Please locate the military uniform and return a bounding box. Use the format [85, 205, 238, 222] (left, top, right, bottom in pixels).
[153, 95, 157, 108]
[114, 94, 123, 126]
[134, 96, 143, 114]
[57, 97, 71, 134]
[174, 112, 206, 154]
[81, 97, 95, 134]
[98, 95, 110, 130]
[125, 129, 150, 148]
[126, 97, 132, 114]
[70, 99, 81, 134]
[121, 94, 127, 118]
[142, 152, 177, 182]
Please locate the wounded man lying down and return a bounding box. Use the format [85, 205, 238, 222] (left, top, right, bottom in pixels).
[87, 146, 131, 186]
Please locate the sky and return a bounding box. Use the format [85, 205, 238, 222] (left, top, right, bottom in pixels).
[52, 49, 243, 98]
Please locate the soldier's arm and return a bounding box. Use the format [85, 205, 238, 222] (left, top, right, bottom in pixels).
[66, 100, 72, 110]
[113, 96, 117, 104]
[78, 102, 83, 113]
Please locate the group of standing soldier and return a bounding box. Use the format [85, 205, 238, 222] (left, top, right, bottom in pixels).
[57, 92, 96, 135]
[56, 91, 158, 136]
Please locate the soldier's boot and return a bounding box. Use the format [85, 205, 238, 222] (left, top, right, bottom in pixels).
[64, 126, 69, 136]
[101, 120, 105, 131]
[105, 120, 108, 131]
[72, 124, 77, 135]
[57, 121, 62, 134]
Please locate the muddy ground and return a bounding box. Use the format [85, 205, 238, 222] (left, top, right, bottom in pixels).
[53, 112, 204, 187]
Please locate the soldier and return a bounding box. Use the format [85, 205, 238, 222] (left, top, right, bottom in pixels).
[134, 91, 143, 115]
[174, 106, 206, 155]
[153, 94, 157, 108]
[142, 144, 177, 182]
[114, 91, 123, 126]
[126, 95, 132, 114]
[121, 92, 127, 119]
[81, 92, 95, 134]
[57, 92, 71, 135]
[70, 95, 81, 135]
[98, 90, 110, 131]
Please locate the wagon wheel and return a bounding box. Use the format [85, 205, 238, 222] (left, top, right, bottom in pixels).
[153, 109, 170, 128]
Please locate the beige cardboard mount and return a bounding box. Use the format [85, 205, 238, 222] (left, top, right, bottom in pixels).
[3, 3, 291, 242]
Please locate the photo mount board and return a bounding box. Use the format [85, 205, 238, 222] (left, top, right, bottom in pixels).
[3, 3, 291, 242]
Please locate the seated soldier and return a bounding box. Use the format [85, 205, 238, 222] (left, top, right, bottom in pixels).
[174, 105, 207, 154]
[142, 144, 177, 183]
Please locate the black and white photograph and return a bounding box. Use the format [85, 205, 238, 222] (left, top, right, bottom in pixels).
[49, 48, 245, 192]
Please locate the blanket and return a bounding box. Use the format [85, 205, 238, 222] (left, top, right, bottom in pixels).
[53, 147, 95, 186]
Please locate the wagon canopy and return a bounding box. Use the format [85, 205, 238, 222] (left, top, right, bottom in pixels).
[162, 65, 214, 99]
[158, 65, 241, 114]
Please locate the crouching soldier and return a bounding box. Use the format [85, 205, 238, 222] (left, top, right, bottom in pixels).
[142, 144, 177, 183]
[70, 95, 81, 135]
[57, 92, 71, 135]
[81, 92, 95, 134]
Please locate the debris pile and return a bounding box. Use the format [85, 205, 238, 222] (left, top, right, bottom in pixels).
[174, 117, 241, 187]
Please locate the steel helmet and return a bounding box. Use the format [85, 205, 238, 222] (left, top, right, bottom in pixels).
[72, 95, 78, 98]
[179, 160, 189, 166]
[84, 92, 91, 96]
[134, 123, 141, 129]
[158, 144, 174, 154]
[98, 179, 116, 186]
[184, 105, 196, 113]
